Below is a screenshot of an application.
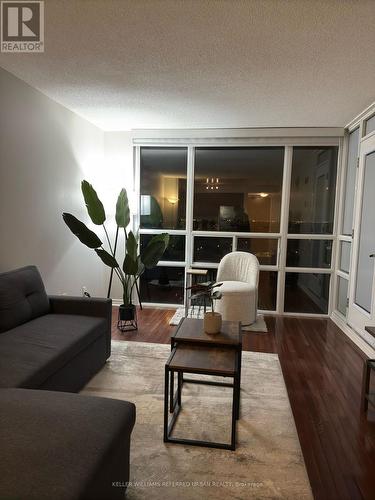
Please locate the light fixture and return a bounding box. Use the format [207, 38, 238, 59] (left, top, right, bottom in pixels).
[205, 177, 220, 191]
[259, 192, 269, 198]
[167, 197, 178, 205]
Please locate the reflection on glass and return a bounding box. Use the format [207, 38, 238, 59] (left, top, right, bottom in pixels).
[289, 147, 338, 234]
[365, 114, 375, 136]
[258, 271, 278, 310]
[140, 235, 185, 262]
[355, 152, 375, 313]
[140, 147, 187, 230]
[193, 148, 284, 232]
[339, 241, 351, 274]
[284, 273, 330, 314]
[237, 238, 278, 265]
[140, 266, 184, 304]
[193, 237, 232, 263]
[337, 276, 348, 317]
[342, 129, 359, 235]
[286, 239, 332, 268]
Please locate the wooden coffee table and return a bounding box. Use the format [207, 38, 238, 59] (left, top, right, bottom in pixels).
[164, 317, 242, 450]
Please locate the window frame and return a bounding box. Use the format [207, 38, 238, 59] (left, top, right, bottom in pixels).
[135, 136, 341, 315]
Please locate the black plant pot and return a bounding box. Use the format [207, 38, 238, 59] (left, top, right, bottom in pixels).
[119, 304, 135, 320]
[118, 304, 137, 332]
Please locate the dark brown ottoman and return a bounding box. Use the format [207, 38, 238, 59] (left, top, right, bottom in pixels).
[0, 388, 136, 500]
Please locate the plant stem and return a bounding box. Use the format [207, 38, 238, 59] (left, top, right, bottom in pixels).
[103, 224, 114, 255]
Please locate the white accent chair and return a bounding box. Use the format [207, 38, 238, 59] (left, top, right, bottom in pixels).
[215, 251, 259, 326]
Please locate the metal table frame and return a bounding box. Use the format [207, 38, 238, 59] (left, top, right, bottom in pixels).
[163, 346, 240, 451]
[170, 319, 242, 419]
[362, 358, 375, 412]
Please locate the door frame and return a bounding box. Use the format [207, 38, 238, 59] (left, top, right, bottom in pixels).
[348, 134, 375, 333]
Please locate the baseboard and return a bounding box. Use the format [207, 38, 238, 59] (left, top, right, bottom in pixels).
[112, 300, 180, 309]
[331, 311, 375, 359]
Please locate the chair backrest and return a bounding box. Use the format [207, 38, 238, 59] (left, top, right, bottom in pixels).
[217, 252, 259, 287]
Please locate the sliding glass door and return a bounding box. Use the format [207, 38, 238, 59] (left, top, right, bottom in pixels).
[334, 128, 359, 320]
[348, 135, 375, 337]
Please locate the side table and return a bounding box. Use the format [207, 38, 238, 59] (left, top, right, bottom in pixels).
[164, 344, 240, 450]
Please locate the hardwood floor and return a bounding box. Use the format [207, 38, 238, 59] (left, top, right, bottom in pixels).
[111, 307, 375, 500]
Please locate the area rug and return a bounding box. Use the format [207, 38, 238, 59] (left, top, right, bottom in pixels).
[82, 341, 312, 499]
[170, 307, 268, 333]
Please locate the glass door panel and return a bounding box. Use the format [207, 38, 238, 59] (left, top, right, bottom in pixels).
[337, 277, 349, 317]
[342, 128, 359, 235]
[348, 136, 375, 337]
[284, 272, 330, 314]
[259, 271, 278, 311]
[289, 147, 338, 234]
[193, 147, 284, 232]
[354, 151, 375, 312]
[286, 239, 332, 268]
[140, 147, 187, 230]
[339, 241, 351, 273]
[365, 115, 375, 136]
[237, 238, 278, 265]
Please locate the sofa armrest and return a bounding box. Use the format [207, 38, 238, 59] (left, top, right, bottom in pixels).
[49, 296, 112, 358]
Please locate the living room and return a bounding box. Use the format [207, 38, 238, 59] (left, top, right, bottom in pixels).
[0, 1, 375, 499]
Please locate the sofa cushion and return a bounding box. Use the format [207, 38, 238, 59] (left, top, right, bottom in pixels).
[0, 266, 50, 333]
[0, 388, 136, 500]
[0, 314, 106, 388]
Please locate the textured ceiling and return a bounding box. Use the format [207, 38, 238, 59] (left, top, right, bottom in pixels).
[1, 0, 374, 131]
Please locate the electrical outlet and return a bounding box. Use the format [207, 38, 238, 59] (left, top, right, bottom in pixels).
[82, 286, 91, 298]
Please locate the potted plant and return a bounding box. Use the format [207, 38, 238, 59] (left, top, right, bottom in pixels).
[62, 181, 169, 326]
[189, 281, 223, 334]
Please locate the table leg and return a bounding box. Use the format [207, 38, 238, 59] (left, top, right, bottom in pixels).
[361, 359, 371, 413]
[231, 373, 238, 450]
[236, 348, 242, 419]
[170, 370, 174, 413]
[178, 372, 183, 406]
[185, 273, 192, 317]
[164, 366, 170, 442]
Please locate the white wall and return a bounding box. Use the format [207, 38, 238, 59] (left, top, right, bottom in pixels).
[102, 132, 134, 302]
[0, 67, 133, 299]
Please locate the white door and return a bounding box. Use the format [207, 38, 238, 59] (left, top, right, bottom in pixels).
[348, 134, 375, 342]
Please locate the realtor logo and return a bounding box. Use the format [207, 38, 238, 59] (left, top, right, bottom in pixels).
[1, 1, 44, 52]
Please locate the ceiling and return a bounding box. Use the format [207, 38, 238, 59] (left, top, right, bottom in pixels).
[1, 0, 374, 131]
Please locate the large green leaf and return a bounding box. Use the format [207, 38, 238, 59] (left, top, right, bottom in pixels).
[141, 240, 166, 269]
[115, 189, 130, 228]
[123, 253, 138, 275]
[95, 249, 119, 268]
[81, 180, 106, 225]
[126, 231, 138, 262]
[63, 213, 102, 248]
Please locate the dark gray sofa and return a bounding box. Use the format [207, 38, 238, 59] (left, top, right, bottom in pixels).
[0, 265, 111, 392]
[0, 266, 136, 499]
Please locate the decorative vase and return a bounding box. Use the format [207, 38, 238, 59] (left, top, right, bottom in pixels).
[204, 311, 222, 334]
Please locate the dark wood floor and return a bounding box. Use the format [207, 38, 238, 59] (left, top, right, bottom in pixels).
[111, 308, 375, 500]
